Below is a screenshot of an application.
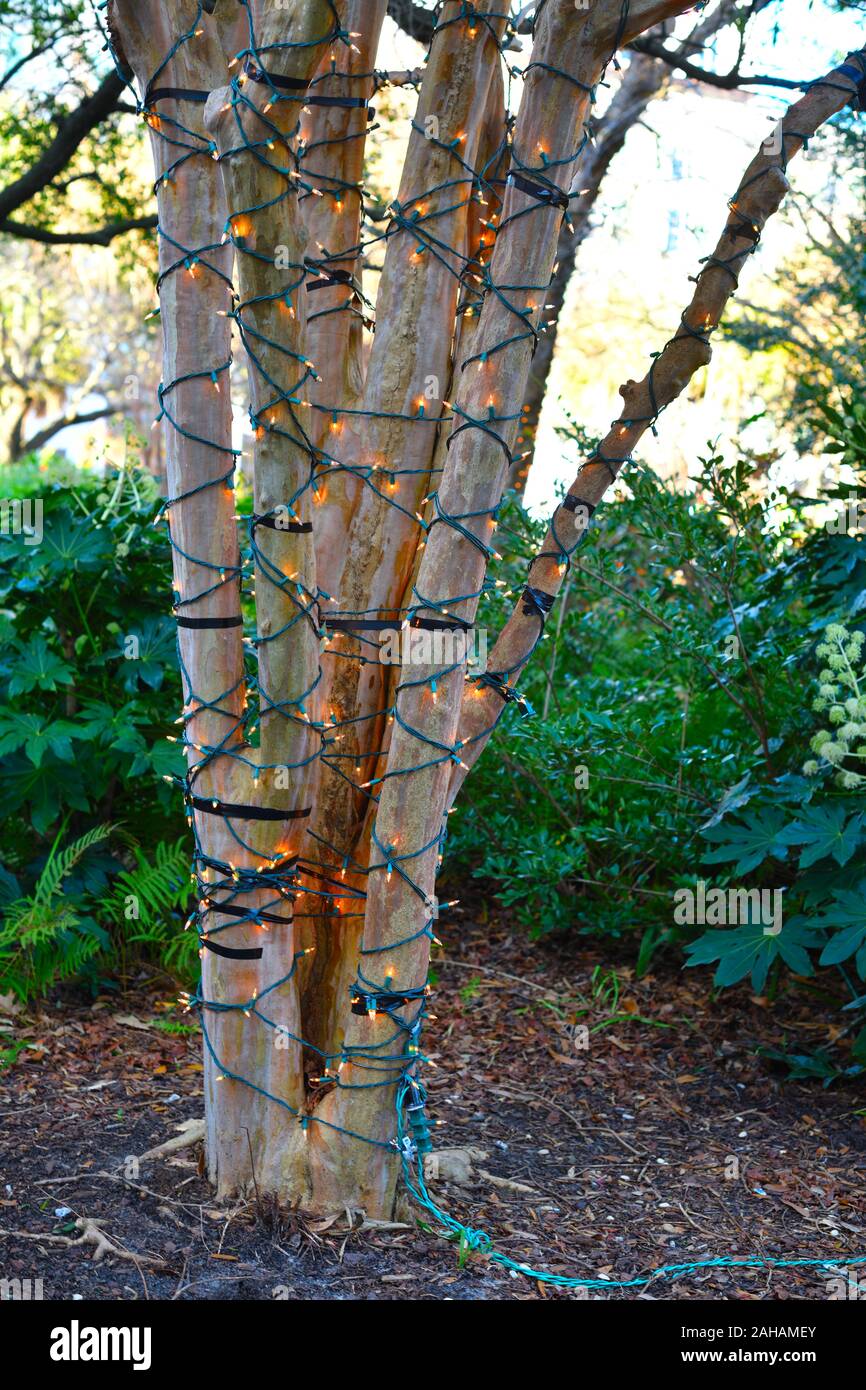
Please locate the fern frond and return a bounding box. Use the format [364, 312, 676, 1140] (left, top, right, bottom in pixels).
[0, 824, 114, 1001]
[105, 838, 191, 926]
[33, 824, 114, 906]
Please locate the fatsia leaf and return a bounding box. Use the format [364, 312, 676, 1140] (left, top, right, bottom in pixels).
[777, 805, 863, 868]
[0, 711, 83, 766]
[685, 920, 819, 993]
[0, 755, 90, 834]
[817, 889, 866, 976]
[6, 638, 74, 697]
[32, 513, 111, 574]
[701, 809, 789, 875]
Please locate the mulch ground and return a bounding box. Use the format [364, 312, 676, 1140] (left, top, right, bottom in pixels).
[1, 900, 864, 1301]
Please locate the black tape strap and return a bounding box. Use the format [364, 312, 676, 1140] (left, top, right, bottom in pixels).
[410, 615, 472, 633]
[188, 795, 312, 821]
[252, 512, 313, 533]
[175, 614, 243, 629]
[307, 266, 361, 296]
[201, 938, 263, 961]
[351, 987, 421, 1016]
[507, 171, 569, 211]
[836, 56, 866, 108]
[326, 617, 401, 633]
[473, 671, 533, 717]
[325, 615, 472, 635]
[561, 494, 596, 518]
[726, 205, 761, 244]
[146, 87, 210, 105]
[245, 62, 310, 92]
[521, 586, 556, 620]
[476, 670, 515, 704]
[305, 94, 370, 110]
[204, 901, 294, 926]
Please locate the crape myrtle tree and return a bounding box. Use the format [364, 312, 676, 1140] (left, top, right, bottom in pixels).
[105, 0, 865, 1220]
[0, 2, 792, 480]
[509, 0, 779, 490]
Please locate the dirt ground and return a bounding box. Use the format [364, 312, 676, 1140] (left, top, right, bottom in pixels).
[1, 902, 864, 1301]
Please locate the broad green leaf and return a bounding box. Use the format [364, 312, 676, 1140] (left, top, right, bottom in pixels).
[685, 920, 819, 993]
[701, 809, 789, 875]
[0, 711, 83, 766]
[817, 890, 866, 975]
[777, 805, 863, 868]
[0, 755, 91, 834]
[6, 638, 74, 697]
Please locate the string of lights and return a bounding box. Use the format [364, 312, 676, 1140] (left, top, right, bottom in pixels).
[97, 0, 866, 1290]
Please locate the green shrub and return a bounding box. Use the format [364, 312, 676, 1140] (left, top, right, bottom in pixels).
[0, 456, 192, 993]
[0, 824, 113, 1000]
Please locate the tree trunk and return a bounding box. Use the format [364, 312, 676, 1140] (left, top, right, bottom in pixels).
[509, 0, 768, 493]
[106, 0, 864, 1219]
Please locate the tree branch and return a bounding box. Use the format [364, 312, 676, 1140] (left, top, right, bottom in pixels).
[386, 0, 437, 45]
[631, 34, 806, 90]
[14, 405, 119, 462]
[0, 215, 157, 246]
[0, 70, 126, 223]
[450, 44, 866, 798]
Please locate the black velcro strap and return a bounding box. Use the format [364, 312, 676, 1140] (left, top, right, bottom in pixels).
[521, 586, 556, 620]
[189, 795, 312, 821]
[410, 615, 472, 633]
[306, 95, 370, 110]
[561, 494, 596, 518]
[726, 205, 761, 244]
[175, 614, 243, 629]
[245, 62, 310, 93]
[837, 55, 866, 108]
[326, 617, 401, 633]
[475, 671, 525, 708]
[307, 267, 360, 295]
[146, 87, 210, 105]
[507, 172, 569, 211]
[252, 512, 313, 533]
[202, 938, 263, 960]
[204, 901, 294, 926]
[351, 988, 419, 1016]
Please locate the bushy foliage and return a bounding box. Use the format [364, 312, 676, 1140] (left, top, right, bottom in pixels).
[726, 125, 866, 451]
[804, 623, 866, 788]
[0, 823, 112, 1000]
[447, 405, 866, 1078]
[1, 419, 864, 1083]
[0, 459, 191, 996]
[0, 460, 183, 843]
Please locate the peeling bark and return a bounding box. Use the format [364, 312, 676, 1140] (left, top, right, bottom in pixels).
[106, 0, 863, 1221]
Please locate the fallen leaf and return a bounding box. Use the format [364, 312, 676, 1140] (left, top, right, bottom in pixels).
[112, 1014, 154, 1032]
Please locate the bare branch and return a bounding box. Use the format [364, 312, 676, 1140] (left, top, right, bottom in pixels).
[0, 215, 157, 246]
[451, 44, 866, 797]
[12, 405, 119, 462]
